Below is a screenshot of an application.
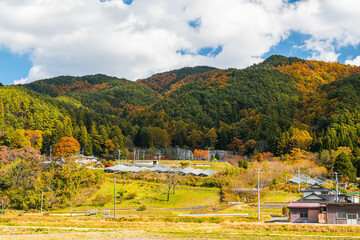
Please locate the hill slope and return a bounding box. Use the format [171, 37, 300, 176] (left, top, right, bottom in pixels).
[1, 55, 359, 158]
[137, 66, 217, 94]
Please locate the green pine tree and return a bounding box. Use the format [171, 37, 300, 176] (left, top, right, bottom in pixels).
[334, 152, 356, 181]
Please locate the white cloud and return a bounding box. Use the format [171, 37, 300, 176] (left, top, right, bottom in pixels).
[345, 56, 360, 66]
[302, 38, 340, 62]
[14, 65, 49, 85]
[0, 0, 360, 84]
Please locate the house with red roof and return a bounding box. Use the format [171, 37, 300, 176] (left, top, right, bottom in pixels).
[288, 184, 360, 224]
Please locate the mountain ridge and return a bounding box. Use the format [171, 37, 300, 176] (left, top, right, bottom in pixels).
[1, 55, 360, 159]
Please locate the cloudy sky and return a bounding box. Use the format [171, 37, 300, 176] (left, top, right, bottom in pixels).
[0, 0, 360, 85]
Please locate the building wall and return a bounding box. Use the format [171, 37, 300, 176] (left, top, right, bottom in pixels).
[289, 208, 319, 223]
[327, 205, 360, 224]
[308, 209, 320, 222]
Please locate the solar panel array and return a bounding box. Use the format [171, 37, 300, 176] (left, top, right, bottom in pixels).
[105, 165, 215, 177]
[289, 175, 327, 185]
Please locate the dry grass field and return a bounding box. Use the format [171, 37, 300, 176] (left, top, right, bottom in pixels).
[2, 214, 360, 239]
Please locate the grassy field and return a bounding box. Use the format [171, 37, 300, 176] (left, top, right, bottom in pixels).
[261, 191, 301, 203]
[68, 178, 221, 212]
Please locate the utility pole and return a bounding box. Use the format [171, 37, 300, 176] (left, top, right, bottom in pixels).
[188, 151, 191, 166]
[1, 198, 3, 218]
[208, 148, 211, 161]
[158, 151, 161, 164]
[257, 168, 261, 221]
[118, 150, 121, 164]
[50, 146, 52, 160]
[306, 175, 308, 188]
[70, 196, 72, 217]
[143, 150, 145, 160]
[298, 167, 301, 192]
[41, 190, 44, 213]
[114, 178, 116, 220]
[133, 149, 136, 164]
[334, 172, 339, 203]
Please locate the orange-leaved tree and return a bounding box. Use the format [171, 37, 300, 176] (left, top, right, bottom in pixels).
[193, 149, 209, 160]
[53, 137, 80, 157]
[0, 152, 8, 164]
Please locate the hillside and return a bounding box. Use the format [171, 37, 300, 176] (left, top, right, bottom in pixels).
[137, 66, 217, 94]
[24, 74, 158, 118]
[0, 55, 360, 159]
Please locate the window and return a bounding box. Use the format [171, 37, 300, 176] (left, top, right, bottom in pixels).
[337, 212, 346, 219]
[300, 212, 308, 218]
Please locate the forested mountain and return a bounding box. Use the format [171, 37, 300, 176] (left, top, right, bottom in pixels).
[1, 55, 360, 160]
[137, 66, 217, 94]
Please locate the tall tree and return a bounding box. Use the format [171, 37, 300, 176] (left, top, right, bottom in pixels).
[206, 128, 218, 148]
[79, 126, 92, 155]
[333, 152, 356, 181]
[147, 127, 171, 148]
[90, 122, 102, 155]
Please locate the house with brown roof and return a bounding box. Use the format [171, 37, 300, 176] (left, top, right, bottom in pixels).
[288, 184, 360, 224]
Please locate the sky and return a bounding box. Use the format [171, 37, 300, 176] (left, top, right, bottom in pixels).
[0, 0, 360, 85]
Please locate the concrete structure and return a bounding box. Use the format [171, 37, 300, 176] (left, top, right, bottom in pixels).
[160, 148, 237, 161]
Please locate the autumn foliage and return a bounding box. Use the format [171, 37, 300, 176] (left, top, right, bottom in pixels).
[45, 80, 112, 97]
[0, 152, 8, 164]
[53, 137, 80, 157]
[274, 60, 360, 94]
[138, 72, 177, 92]
[164, 70, 224, 95]
[193, 149, 209, 160]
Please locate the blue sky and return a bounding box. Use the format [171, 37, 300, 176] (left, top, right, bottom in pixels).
[0, 0, 359, 85]
[0, 49, 32, 85]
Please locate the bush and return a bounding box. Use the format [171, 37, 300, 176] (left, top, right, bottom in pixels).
[282, 206, 289, 217]
[269, 182, 299, 193]
[92, 194, 112, 206]
[125, 192, 137, 200]
[180, 162, 189, 168]
[117, 190, 127, 198]
[137, 205, 147, 211]
[238, 159, 248, 169]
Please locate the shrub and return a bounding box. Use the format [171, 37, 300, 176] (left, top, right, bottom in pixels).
[125, 192, 137, 200]
[238, 159, 248, 169]
[180, 162, 189, 168]
[92, 194, 112, 206]
[117, 190, 127, 198]
[137, 205, 147, 211]
[282, 206, 289, 217]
